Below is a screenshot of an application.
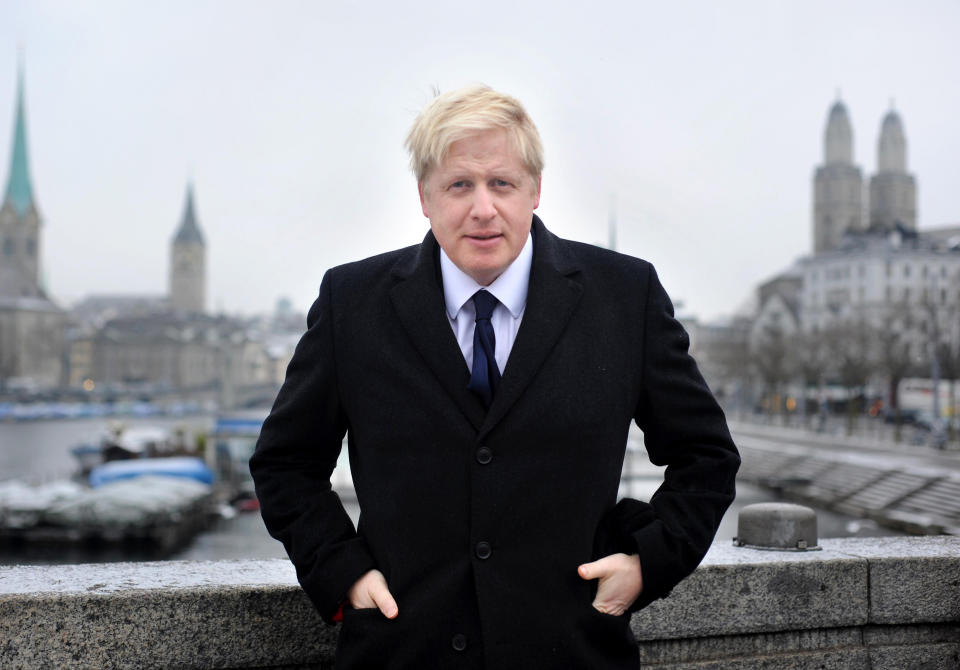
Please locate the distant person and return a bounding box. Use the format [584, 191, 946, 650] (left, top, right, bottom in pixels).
[250, 85, 740, 669]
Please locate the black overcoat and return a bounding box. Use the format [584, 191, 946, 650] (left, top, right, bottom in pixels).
[250, 217, 740, 669]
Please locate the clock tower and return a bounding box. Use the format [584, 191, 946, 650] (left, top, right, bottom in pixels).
[169, 183, 206, 313]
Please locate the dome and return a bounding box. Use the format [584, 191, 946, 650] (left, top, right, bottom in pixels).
[828, 100, 850, 121]
[877, 109, 906, 172]
[881, 109, 903, 132]
[824, 100, 853, 165]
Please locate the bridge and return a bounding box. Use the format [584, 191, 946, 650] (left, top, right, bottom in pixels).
[1, 535, 957, 668]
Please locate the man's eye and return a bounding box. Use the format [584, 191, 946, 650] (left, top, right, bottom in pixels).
[493, 179, 511, 188]
[450, 181, 468, 189]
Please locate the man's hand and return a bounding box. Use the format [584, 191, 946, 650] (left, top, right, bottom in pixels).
[348, 569, 399, 619]
[577, 553, 643, 616]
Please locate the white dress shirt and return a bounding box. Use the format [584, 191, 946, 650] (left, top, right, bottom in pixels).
[440, 233, 533, 374]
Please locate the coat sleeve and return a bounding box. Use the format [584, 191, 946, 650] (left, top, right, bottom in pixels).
[249, 270, 376, 623]
[611, 263, 740, 611]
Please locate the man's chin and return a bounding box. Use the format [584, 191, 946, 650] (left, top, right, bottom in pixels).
[463, 262, 507, 287]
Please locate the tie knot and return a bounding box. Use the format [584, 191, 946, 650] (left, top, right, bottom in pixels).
[472, 290, 499, 321]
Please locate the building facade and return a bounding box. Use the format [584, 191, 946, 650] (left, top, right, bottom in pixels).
[801, 230, 960, 335]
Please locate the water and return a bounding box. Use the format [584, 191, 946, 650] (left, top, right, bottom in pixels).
[0, 415, 216, 483]
[0, 419, 901, 567]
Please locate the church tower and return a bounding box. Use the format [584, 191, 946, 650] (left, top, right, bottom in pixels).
[169, 183, 206, 313]
[0, 63, 43, 297]
[813, 99, 863, 253]
[869, 108, 916, 231]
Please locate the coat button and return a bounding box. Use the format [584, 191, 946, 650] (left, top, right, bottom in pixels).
[475, 541, 491, 559]
[476, 446, 492, 464]
[452, 633, 467, 651]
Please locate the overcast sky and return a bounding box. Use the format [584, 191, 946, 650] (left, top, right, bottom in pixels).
[2, 1, 958, 322]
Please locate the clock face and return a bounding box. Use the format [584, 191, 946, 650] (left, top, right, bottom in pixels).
[175, 246, 202, 272]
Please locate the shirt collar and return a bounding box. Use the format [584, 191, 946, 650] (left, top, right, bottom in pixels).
[440, 232, 533, 320]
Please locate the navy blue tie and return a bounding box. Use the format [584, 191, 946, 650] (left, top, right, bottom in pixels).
[467, 290, 501, 408]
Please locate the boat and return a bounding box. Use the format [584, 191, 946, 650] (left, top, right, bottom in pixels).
[70, 424, 194, 475]
[208, 409, 355, 509]
[2, 428, 215, 555]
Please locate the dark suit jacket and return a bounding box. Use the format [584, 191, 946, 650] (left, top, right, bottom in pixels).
[250, 216, 740, 669]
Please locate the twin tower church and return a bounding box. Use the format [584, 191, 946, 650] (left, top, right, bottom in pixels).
[813, 99, 916, 254]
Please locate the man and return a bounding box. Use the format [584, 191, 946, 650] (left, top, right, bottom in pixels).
[250, 85, 739, 669]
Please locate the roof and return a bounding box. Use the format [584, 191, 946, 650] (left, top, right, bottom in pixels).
[95, 312, 248, 346]
[881, 109, 903, 131]
[173, 184, 205, 245]
[828, 100, 850, 120]
[3, 65, 35, 217]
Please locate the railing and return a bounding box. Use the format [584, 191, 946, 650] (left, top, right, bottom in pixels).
[2, 536, 957, 669]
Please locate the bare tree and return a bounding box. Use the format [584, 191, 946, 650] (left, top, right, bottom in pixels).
[702, 325, 753, 419]
[793, 328, 830, 428]
[877, 301, 919, 442]
[936, 340, 960, 441]
[920, 289, 960, 444]
[823, 317, 875, 435]
[752, 322, 795, 424]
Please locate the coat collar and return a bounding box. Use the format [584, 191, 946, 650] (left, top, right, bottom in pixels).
[389, 215, 583, 438]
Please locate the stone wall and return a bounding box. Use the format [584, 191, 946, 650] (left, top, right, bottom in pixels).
[1, 536, 957, 669]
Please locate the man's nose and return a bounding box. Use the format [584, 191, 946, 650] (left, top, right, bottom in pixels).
[470, 186, 497, 220]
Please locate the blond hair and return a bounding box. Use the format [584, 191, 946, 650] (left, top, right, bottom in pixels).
[405, 85, 544, 184]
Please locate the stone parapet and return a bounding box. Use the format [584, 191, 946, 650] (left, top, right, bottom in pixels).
[1, 537, 958, 669]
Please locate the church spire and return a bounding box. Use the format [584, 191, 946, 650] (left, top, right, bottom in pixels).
[169, 181, 206, 313]
[173, 182, 205, 244]
[4, 61, 35, 217]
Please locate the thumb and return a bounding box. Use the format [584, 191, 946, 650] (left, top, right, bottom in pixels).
[371, 581, 399, 619]
[578, 556, 612, 581]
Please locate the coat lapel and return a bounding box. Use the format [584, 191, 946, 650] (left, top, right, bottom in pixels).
[389, 230, 488, 432]
[479, 217, 583, 439]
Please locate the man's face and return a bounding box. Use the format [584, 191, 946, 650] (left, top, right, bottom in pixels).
[419, 128, 541, 286]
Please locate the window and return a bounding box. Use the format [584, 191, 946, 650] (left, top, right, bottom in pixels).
[886, 286, 891, 302]
[904, 264, 911, 278]
[26, 238, 35, 257]
[2, 237, 11, 256]
[922, 266, 928, 279]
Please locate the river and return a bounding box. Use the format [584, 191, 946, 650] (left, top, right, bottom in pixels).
[0, 418, 902, 566]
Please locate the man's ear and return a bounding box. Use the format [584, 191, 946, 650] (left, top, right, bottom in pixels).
[533, 175, 542, 210]
[418, 182, 429, 218]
